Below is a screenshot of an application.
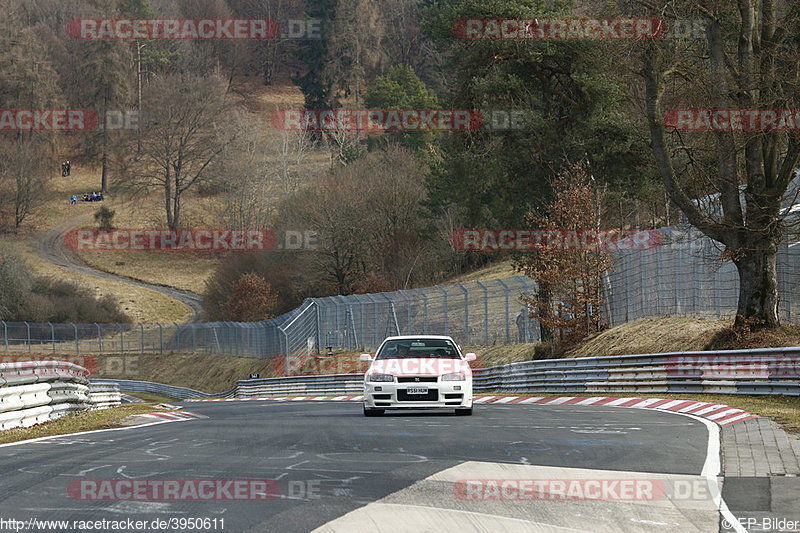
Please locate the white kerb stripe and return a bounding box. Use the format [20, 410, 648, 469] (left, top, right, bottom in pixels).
[518, 397, 543, 404]
[718, 413, 755, 425]
[605, 398, 634, 406]
[706, 409, 744, 420]
[576, 397, 608, 405]
[543, 397, 575, 405]
[656, 399, 687, 410]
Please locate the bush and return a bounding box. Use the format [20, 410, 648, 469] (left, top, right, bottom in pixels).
[0, 249, 130, 323]
[94, 206, 115, 229]
[203, 251, 320, 321]
[225, 273, 279, 322]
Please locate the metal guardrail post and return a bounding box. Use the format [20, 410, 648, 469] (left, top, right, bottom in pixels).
[73, 323, 79, 354]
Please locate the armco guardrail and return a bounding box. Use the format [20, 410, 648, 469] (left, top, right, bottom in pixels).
[91, 379, 235, 400]
[0, 361, 91, 430]
[88, 382, 122, 410]
[472, 346, 800, 396]
[236, 374, 363, 397]
[94, 346, 800, 402]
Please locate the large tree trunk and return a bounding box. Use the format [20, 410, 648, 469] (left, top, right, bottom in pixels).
[733, 248, 780, 328]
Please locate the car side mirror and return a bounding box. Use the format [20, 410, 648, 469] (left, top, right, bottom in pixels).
[465, 353, 477, 361]
[359, 354, 373, 362]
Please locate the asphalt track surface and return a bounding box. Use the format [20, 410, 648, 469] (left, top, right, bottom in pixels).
[0, 401, 722, 532]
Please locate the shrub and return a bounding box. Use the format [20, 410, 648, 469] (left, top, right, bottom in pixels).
[94, 206, 115, 229]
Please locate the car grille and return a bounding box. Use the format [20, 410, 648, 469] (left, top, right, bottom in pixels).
[397, 389, 439, 402]
[397, 377, 438, 383]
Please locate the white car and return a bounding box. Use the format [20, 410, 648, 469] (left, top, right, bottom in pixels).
[361, 335, 476, 416]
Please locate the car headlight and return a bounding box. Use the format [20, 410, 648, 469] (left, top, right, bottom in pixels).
[367, 373, 394, 382]
[441, 372, 466, 381]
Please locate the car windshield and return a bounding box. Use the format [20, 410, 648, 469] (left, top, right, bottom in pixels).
[375, 339, 461, 359]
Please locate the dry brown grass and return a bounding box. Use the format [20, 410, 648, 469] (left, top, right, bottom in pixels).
[705, 323, 800, 351]
[450, 261, 519, 283]
[0, 403, 169, 444]
[565, 316, 729, 357]
[90, 353, 281, 393]
[2, 236, 192, 323]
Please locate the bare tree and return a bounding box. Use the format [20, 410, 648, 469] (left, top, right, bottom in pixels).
[636, 0, 800, 328]
[126, 74, 239, 229]
[0, 138, 52, 229]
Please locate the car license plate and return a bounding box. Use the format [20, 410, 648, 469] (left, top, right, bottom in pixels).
[406, 386, 428, 394]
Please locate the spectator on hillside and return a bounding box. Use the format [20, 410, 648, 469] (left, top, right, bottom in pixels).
[83, 193, 90, 202]
[61, 162, 67, 177]
[65, 161, 71, 176]
[69, 195, 77, 205]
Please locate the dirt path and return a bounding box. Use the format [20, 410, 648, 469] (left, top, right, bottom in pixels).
[31, 212, 203, 321]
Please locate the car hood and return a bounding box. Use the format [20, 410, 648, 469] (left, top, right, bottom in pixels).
[368, 357, 471, 376]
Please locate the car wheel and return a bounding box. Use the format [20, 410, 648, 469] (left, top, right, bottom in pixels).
[363, 406, 384, 417]
[455, 408, 473, 416]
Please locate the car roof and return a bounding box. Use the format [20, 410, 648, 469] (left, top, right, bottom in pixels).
[381, 335, 455, 341]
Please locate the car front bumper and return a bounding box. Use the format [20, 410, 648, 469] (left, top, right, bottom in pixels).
[363, 380, 473, 409]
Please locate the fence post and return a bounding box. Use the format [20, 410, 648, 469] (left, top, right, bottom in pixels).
[24, 322, 30, 353]
[139, 323, 145, 356]
[73, 323, 79, 354]
[119, 324, 124, 354]
[95, 323, 102, 353]
[48, 322, 56, 354]
[1, 321, 7, 352]
[474, 282, 489, 345]
[314, 300, 321, 354]
[278, 326, 289, 375]
[496, 279, 510, 344]
[391, 300, 400, 336]
[158, 323, 163, 354]
[347, 305, 360, 350]
[434, 286, 448, 335]
[456, 283, 469, 345]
